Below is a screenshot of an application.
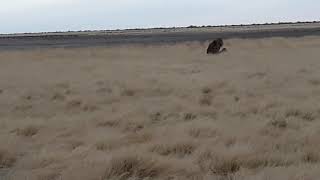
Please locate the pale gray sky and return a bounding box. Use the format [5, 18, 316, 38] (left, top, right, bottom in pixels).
[0, 0, 319, 34]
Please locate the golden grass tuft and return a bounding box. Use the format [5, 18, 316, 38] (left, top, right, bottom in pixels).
[97, 119, 121, 128]
[182, 112, 197, 121]
[188, 126, 218, 138]
[150, 141, 196, 157]
[197, 150, 293, 176]
[197, 150, 240, 175]
[103, 154, 167, 180]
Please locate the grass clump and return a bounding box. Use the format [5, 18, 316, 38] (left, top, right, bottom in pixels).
[197, 150, 291, 176]
[183, 113, 197, 121]
[150, 141, 196, 157]
[302, 150, 320, 163]
[269, 119, 288, 129]
[188, 127, 217, 138]
[201, 86, 212, 94]
[121, 88, 136, 97]
[97, 119, 121, 128]
[0, 150, 16, 168]
[96, 140, 122, 151]
[301, 111, 316, 121]
[285, 108, 316, 121]
[16, 125, 39, 137]
[103, 154, 167, 180]
[197, 150, 240, 175]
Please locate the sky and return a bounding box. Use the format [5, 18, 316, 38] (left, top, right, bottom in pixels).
[0, 0, 319, 34]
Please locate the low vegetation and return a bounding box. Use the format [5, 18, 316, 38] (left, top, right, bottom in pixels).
[0, 150, 16, 168]
[1, 37, 320, 179]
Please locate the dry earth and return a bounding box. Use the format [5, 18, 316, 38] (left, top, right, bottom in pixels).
[2, 22, 320, 50]
[1, 36, 320, 180]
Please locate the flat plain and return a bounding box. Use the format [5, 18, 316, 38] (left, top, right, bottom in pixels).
[1, 25, 320, 180]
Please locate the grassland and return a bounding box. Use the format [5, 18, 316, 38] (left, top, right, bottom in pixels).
[1, 36, 320, 180]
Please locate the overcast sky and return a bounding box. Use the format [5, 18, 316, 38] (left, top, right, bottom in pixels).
[1, 0, 319, 34]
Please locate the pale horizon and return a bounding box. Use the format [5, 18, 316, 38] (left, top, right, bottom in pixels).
[3, 20, 320, 35]
[1, 0, 320, 34]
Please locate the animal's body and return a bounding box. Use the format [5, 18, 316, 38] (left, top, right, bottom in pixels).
[207, 38, 226, 54]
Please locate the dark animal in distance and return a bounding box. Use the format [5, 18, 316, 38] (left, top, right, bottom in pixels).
[207, 38, 227, 54]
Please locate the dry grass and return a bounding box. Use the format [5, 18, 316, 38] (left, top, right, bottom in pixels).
[97, 119, 121, 128]
[67, 140, 84, 150]
[0, 150, 16, 168]
[285, 108, 317, 121]
[1, 36, 320, 179]
[199, 94, 213, 106]
[201, 86, 212, 94]
[15, 125, 39, 137]
[96, 141, 118, 151]
[188, 126, 218, 138]
[150, 141, 196, 157]
[302, 150, 320, 163]
[121, 88, 136, 97]
[269, 119, 288, 129]
[103, 154, 168, 180]
[197, 150, 241, 175]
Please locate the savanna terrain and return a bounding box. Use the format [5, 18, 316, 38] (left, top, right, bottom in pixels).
[1, 35, 320, 180]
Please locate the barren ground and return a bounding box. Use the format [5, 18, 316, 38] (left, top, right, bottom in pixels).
[1, 22, 320, 50]
[1, 36, 320, 180]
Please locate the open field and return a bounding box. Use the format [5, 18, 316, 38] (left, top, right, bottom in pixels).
[1, 22, 320, 50]
[1, 35, 320, 180]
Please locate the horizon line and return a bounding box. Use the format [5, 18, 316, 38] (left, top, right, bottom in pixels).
[1, 20, 320, 36]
